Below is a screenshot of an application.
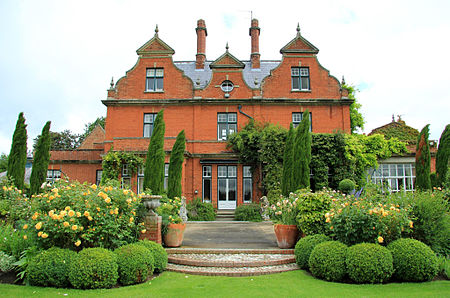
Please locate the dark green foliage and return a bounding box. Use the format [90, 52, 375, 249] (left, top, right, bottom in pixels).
[294, 234, 330, 269]
[343, 84, 365, 134]
[388, 238, 438, 282]
[0, 223, 32, 259]
[338, 179, 356, 194]
[295, 191, 332, 235]
[7, 112, 27, 190]
[144, 110, 166, 194]
[436, 124, 450, 187]
[0, 153, 8, 172]
[30, 121, 51, 195]
[114, 243, 154, 286]
[436, 255, 450, 280]
[369, 118, 419, 145]
[234, 204, 262, 222]
[308, 240, 348, 282]
[410, 192, 449, 256]
[136, 240, 168, 273]
[69, 247, 118, 289]
[27, 247, 77, 288]
[167, 130, 185, 199]
[281, 123, 295, 196]
[186, 198, 216, 221]
[415, 124, 431, 190]
[33, 130, 81, 151]
[346, 243, 393, 284]
[293, 110, 311, 190]
[101, 151, 143, 183]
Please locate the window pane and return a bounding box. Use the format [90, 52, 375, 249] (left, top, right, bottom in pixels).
[218, 124, 227, 140]
[143, 124, 151, 137]
[228, 113, 237, 123]
[156, 78, 163, 90]
[203, 178, 211, 201]
[292, 113, 302, 123]
[164, 177, 168, 191]
[292, 77, 299, 90]
[144, 114, 153, 123]
[218, 179, 227, 201]
[243, 166, 251, 178]
[301, 77, 309, 90]
[156, 69, 164, 77]
[243, 178, 252, 202]
[228, 179, 236, 201]
[218, 166, 227, 177]
[382, 164, 389, 176]
[291, 67, 299, 76]
[228, 166, 237, 177]
[147, 78, 155, 91]
[300, 68, 309, 76]
[203, 166, 211, 177]
[147, 69, 155, 76]
[138, 177, 144, 194]
[228, 124, 237, 136]
[164, 164, 169, 176]
[397, 164, 404, 176]
[122, 164, 129, 176]
[390, 165, 396, 176]
[218, 113, 227, 122]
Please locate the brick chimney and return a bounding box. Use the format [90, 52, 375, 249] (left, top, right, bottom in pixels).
[249, 18, 260, 69]
[196, 19, 207, 69]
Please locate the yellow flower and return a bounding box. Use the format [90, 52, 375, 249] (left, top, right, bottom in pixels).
[49, 210, 54, 217]
[76, 212, 81, 217]
[41, 233, 48, 239]
[377, 236, 384, 243]
[63, 222, 70, 227]
[129, 217, 134, 223]
[114, 208, 118, 215]
[126, 198, 132, 204]
[2, 186, 6, 191]
[32, 213, 38, 220]
[84, 211, 90, 217]
[79, 226, 84, 231]
[38, 231, 43, 237]
[68, 210, 75, 217]
[409, 221, 414, 228]
[60, 210, 67, 217]
[35, 222, 42, 230]
[65, 206, 71, 211]
[23, 224, 28, 230]
[23, 235, 27, 240]
[90, 184, 97, 190]
[51, 188, 58, 193]
[72, 225, 78, 231]
[105, 197, 111, 204]
[96, 207, 101, 211]
[141, 229, 147, 234]
[123, 189, 129, 195]
[110, 210, 114, 215]
[88, 216, 93, 221]
[75, 240, 81, 247]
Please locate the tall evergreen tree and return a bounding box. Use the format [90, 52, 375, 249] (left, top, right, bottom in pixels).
[143, 110, 165, 194]
[292, 110, 311, 190]
[30, 121, 51, 195]
[167, 130, 186, 199]
[436, 124, 450, 187]
[415, 124, 431, 190]
[7, 112, 28, 190]
[281, 123, 295, 196]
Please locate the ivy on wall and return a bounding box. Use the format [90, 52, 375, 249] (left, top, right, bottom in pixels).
[101, 151, 144, 183]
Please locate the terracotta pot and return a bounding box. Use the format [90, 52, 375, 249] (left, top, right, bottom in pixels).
[274, 224, 300, 248]
[163, 223, 186, 247]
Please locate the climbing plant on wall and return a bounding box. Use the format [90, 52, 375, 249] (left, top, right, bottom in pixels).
[101, 151, 144, 184]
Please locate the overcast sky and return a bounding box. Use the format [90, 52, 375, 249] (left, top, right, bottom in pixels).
[1, 0, 449, 154]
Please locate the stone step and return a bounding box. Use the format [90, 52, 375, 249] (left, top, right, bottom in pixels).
[166, 248, 294, 254]
[166, 263, 299, 277]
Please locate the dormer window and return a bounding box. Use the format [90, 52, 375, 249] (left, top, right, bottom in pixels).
[220, 80, 234, 92]
[146, 68, 164, 91]
[291, 67, 310, 91]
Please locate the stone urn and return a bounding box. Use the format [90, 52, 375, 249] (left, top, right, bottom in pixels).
[274, 224, 300, 249]
[141, 195, 162, 216]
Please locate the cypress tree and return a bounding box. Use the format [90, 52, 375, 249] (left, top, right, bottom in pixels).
[143, 110, 166, 194]
[436, 124, 450, 187]
[167, 130, 186, 199]
[30, 121, 51, 195]
[7, 112, 28, 190]
[292, 110, 311, 190]
[415, 124, 431, 190]
[281, 123, 295, 196]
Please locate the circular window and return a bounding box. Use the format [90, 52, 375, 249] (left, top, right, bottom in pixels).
[220, 80, 234, 92]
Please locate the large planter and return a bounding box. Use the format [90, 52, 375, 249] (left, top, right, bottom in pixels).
[163, 223, 186, 247]
[274, 224, 300, 248]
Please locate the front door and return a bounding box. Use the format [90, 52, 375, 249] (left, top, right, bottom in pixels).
[218, 165, 237, 209]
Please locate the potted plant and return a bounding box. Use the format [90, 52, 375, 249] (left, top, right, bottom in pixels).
[156, 196, 186, 247]
[268, 193, 300, 248]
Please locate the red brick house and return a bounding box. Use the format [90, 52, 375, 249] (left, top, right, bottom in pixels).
[49, 19, 352, 210]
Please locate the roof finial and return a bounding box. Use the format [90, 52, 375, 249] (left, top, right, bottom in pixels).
[392, 114, 395, 122]
[155, 24, 159, 36]
[296, 23, 301, 36]
[341, 75, 346, 85]
[226, 42, 229, 52]
[109, 77, 114, 90]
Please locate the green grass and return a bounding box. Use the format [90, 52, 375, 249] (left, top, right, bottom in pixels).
[0, 271, 448, 298]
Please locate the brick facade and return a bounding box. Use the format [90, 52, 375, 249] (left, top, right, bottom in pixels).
[50, 19, 353, 209]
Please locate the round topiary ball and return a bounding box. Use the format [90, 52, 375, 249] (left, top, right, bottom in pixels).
[294, 234, 330, 269]
[137, 240, 168, 273]
[309, 241, 348, 282]
[114, 243, 154, 285]
[69, 247, 118, 289]
[346, 243, 394, 283]
[27, 247, 77, 288]
[388, 238, 438, 282]
[338, 179, 356, 194]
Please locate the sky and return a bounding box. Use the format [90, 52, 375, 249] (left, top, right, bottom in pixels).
[1, 0, 449, 154]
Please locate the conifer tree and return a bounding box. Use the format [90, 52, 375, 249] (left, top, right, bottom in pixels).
[167, 130, 186, 199]
[292, 110, 311, 190]
[415, 124, 431, 190]
[7, 112, 28, 190]
[436, 124, 450, 187]
[30, 121, 51, 195]
[281, 123, 295, 196]
[143, 110, 165, 194]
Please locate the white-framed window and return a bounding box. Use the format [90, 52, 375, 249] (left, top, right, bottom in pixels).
[217, 113, 237, 140]
[292, 112, 312, 131]
[146, 68, 164, 91]
[143, 113, 157, 138]
[46, 170, 61, 183]
[220, 80, 234, 92]
[371, 163, 415, 192]
[218, 165, 237, 202]
[291, 67, 310, 91]
[243, 166, 252, 203]
[121, 164, 131, 189]
[202, 165, 212, 202]
[164, 163, 169, 191]
[137, 166, 145, 194]
[96, 170, 102, 186]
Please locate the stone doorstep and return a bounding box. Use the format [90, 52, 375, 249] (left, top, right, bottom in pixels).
[166, 263, 299, 277]
[168, 254, 295, 268]
[166, 248, 294, 254]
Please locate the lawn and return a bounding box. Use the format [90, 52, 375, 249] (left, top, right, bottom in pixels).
[0, 271, 448, 298]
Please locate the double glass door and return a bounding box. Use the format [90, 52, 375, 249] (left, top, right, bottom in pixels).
[218, 165, 237, 209]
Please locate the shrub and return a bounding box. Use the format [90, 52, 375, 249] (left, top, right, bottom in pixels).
[0, 222, 33, 259]
[294, 234, 330, 269]
[346, 243, 393, 283]
[114, 243, 154, 285]
[234, 204, 262, 222]
[27, 247, 76, 287]
[295, 190, 333, 235]
[338, 179, 355, 194]
[308, 241, 348, 282]
[1, 183, 31, 222]
[437, 255, 450, 280]
[69, 247, 118, 289]
[137, 240, 168, 273]
[187, 198, 215, 221]
[0, 251, 16, 272]
[388, 238, 438, 282]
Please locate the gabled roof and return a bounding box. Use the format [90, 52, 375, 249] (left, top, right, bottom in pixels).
[78, 125, 105, 150]
[369, 117, 419, 145]
[210, 44, 245, 69]
[136, 25, 175, 56]
[280, 24, 319, 54]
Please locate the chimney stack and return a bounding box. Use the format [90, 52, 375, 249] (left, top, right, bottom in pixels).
[196, 19, 207, 69]
[249, 18, 260, 69]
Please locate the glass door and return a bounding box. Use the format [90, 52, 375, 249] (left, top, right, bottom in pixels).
[218, 165, 237, 209]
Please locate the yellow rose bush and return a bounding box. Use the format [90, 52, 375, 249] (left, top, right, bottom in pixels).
[25, 180, 143, 250]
